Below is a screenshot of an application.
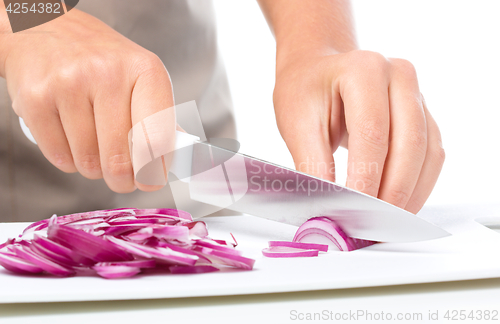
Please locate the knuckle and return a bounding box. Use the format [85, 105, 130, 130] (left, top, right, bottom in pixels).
[390, 58, 417, 79]
[134, 52, 165, 76]
[16, 84, 53, 124]
[104, 153, 133, 179]
[385, 188, 411, 207]
[431, 145, 446, 165]
[77, 154, 102, 176]
[51, 153, 77, 173]
[350, 50, 390, 74]
[355, 117, 389, 147]
[21, 83, 51, 105]
[55, 65, 85, 93]
[89, 54, 122, 76]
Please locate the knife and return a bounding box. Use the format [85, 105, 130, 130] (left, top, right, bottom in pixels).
[172, 131, 450, 243]
[20, 117, 450, 243]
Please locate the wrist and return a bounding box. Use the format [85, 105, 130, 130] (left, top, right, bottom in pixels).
[276, 43, 356, 77]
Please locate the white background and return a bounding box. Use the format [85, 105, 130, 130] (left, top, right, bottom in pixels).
[213, 0, 500, 207]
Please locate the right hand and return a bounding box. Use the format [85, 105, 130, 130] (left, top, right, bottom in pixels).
[0, 9, 176, 193]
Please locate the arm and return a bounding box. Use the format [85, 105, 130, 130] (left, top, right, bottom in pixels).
[258, 0, 445, 213]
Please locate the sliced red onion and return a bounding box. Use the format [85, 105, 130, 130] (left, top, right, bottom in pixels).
[194, 239, 243, 256]
[0, 238, 15, 251]
[293, 217, 377, 251]
[230, 233, 238, 247]
[169, 265, 219, 274]
[184, 221, 208, 238]
[262, 246, 319, 258]
[198, 247, 254, 270]
[12, 245, 75, 276]
[30, 241, 78, 268]
[95, 260, 156, 269]
[33, 234, 93, 266]
[134, 208, 192, 221]
[268, 241, 328, 252]
[152, 225, 189, 242]
[23, 209, 137, 236]
[155, 242, 211, 263]
[0, 208, 254, 279]
[106, 236, 153, 259]
[0, 252, 43, 274]
[104, 225, 144, 237]
[93, 265, 141, 279]
[108, 236, 197, 266]
[48, 224, 133, 262]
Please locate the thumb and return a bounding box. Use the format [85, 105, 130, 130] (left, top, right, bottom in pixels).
[130, 57, 176, 191]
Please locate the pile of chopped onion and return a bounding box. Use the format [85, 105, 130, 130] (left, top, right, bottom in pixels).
[0, 208, 254, 278]
[262, 217, 377, 258]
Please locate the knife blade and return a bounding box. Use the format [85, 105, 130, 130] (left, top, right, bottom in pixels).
[184, 138, 450, 243]
[19, 118, 450, 243]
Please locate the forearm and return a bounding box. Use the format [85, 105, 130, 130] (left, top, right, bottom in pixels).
[257, 0, 358, 69]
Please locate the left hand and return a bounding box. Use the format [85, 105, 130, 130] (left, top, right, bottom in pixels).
[273, 50, 445, 214]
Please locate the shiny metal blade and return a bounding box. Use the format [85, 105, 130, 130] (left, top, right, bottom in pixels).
[188, 141, 450, 243]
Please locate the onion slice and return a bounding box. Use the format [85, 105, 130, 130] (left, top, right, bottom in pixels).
[48, 224, 133, 263]
[93, 265, 141, 279]
[268, 241, 328, 252]
[0, 252, 43, 274]
[169, 265, 219, 274]
[293, 217, 377, 251]
[262, 246, 319, 258]
[12, 245, 74, 276]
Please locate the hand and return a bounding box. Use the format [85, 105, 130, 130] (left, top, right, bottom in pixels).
[0, 9, 175, 193]
[273, 50, 445, 214]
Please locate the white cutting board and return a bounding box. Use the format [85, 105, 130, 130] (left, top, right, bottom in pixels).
[0, 203, 499, 304]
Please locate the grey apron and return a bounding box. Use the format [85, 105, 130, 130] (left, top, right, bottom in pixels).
[0, 0, 236, 222]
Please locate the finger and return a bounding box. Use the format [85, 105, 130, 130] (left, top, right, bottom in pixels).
[377, 59, 427, 209]
[289, 132, 336, 183]
[58, 94, 102, 180]
[130, 55, 176, 191]
[93, 70, 136, 193]
[277, 93, 339, 182]
[404, 99, 445, 213]
[15, 94, 77, 173]
[341, 52, 391, 196]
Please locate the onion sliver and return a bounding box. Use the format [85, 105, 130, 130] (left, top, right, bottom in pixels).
[135, 208, 192, 221]
[48, 224, 133, 263]
[198, 247, 255, 270]
[13, 245, 74, 276]
[169, 265, 219, 274]
[262, 246, 319, 258]
[194, 239, 242, 256]
[268, 241, 328, 252]
[30, 241, 78, 268]
[0, 252, 43, 274]
[95, 260, 156, 268]
[93, 265, 141, 279]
